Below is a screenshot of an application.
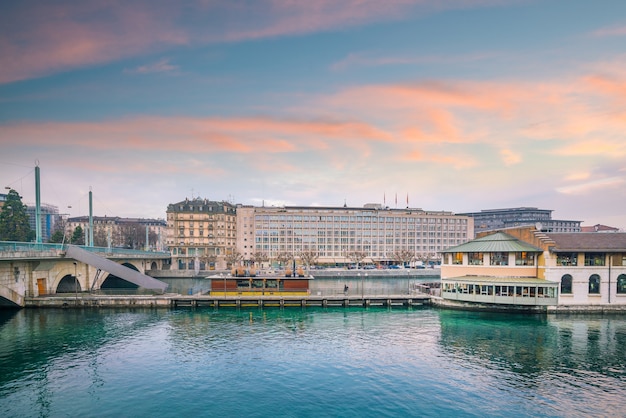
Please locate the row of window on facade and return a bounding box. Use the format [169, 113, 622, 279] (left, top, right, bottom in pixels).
[171, 247, 222, 256]
[178, 231, 235, 238]
[445, 252, 536, 266]
[442, 283, 557, 298]
[253, 230, 466, 237]
[556, 253, 626, 266]
[560, 274, 626, 295]
[254, 215, 466, 223]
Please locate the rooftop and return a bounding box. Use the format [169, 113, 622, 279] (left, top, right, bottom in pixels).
[543, 232, 626, 252]
[441, 231, 543, 253]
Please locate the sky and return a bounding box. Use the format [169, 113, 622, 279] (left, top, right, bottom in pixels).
[1, 0, 625, 229]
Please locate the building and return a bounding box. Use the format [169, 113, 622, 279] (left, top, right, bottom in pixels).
[458, 207, 581, 236]
[236, 203, 473, 267]
[166, 198, 237, 271]
[581, 224, 620, 233]
[25, 202, 59, 242]
[67, 216, 166, 250]
[439, 226, 626, 310]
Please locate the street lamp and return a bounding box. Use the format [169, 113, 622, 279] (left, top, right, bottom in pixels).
[73, 262, 78, 304]
[364, 273, 367, 298]
[358, 273, 363, 298]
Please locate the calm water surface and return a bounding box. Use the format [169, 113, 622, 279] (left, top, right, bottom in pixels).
[1, 307, 625, 417]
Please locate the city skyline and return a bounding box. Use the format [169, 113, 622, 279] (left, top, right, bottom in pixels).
[1, 1, 625, 229]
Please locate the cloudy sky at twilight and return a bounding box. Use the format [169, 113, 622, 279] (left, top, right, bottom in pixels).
[1, 0, 625, 229]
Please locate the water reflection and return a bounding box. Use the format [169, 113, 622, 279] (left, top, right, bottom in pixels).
[437, 310, 626, 416]
[1, 308, 625, 417]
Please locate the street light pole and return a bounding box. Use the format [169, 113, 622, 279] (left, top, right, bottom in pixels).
[73, 262, 78, 304]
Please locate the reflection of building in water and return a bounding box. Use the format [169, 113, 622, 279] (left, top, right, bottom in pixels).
[437, 311, 557, 375]
[437, 311, 626, 379]
[440, 226, 626, 311]
[548, 317, 625, 364]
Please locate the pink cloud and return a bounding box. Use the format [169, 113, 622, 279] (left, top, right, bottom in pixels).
[0, 115, 392, 157]
[591, 24, 626, 37]
[125, 58, 180, 74]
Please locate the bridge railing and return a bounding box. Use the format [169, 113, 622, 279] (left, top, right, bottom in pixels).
[0, 241, 170, 257]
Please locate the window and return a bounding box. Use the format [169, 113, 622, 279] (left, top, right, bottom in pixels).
[561, 274, 572, 294]
[468, 252, 483, 265]
[617, 274, 626, 294]
[490, 252, 508, 266]
[557, 252, 577, 266]
[585, 253, 606, 266]
[588, 274, 600, 294]
[515, 252, 534, 266]
[453, 253, 463, 265]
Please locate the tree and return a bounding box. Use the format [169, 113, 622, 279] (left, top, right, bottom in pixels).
[276, 251, 292, 269]
[93, 227, 109, 247]
[392, 249, 416, 267]
[0, 189, 34, 242]
[48, 230, 65, 243]
[298, 249, 319, 272]
[224, 250, 243, 268]
[71, 226, 85, 245]
[48, 217, 68, 244]
[346, 250, 367, 268]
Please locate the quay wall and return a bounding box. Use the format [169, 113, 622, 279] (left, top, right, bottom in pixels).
[26, 295, 172, 308]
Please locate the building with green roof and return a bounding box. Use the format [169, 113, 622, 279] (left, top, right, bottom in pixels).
[438, 226, 626, 311]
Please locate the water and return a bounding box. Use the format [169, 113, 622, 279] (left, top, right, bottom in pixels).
[1, 307, 625, 418]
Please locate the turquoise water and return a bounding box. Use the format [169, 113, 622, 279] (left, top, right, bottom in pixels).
[1, 307, 625, 417]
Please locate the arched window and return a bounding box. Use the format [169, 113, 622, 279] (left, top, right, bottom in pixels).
[617, 274, 626, 294]
[588, 274, 600, 294]
[561, 274, 572, 294]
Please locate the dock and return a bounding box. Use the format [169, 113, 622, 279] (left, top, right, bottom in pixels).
[25, 293, 432, 309]
[169, 294, 431, 308]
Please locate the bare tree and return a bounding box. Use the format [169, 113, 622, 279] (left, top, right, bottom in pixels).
[346, 250, 367, 269]
[275, 251, 292, 269]
[392, 249, 416, 267]
[204, 253, 217, 270]
[224, 251, 243, 269]
[93, 227, 108, 247]
[250, 251, 268, 269]
[298, 249, 319, 272]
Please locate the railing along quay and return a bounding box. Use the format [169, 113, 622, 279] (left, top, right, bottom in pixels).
[170, 294, 432, 308]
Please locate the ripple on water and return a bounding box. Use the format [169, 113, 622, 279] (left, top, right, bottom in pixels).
[1, 308, 625, 417]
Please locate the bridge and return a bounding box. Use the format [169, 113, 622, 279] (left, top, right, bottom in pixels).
[0, 242, 171, 308]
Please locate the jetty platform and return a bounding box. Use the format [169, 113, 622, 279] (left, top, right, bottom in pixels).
[24, 293, 432, 309]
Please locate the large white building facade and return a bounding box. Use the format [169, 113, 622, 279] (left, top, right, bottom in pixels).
[236, 204, 474, 267]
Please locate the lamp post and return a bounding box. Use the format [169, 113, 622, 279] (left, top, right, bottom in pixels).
[364, 273, 367, 298]
[73, 262, 78, 304]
